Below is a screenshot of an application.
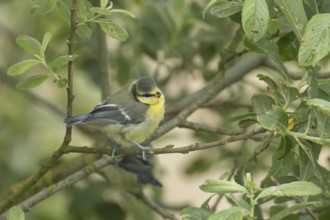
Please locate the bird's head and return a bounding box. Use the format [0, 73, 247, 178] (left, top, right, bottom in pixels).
[133, 77, 164, 105]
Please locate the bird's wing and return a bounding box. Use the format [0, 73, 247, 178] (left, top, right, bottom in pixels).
[82, 101, 148, 125]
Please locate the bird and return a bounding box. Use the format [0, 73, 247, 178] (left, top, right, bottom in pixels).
[119, 155, 162, 186]
[64, 76, 165, 161]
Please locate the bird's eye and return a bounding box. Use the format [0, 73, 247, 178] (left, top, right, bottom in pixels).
[140, 93, 154, 98]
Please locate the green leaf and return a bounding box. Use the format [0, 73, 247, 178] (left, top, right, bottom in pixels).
[242, 0, 269, 42]
[270, 202, 320, 220]
[306, 98, 330, 114]
[40, 32, 52, 58]
[256, 181, 322, 200]
[200, 179, 247, 194]
[298, 142, 329, 191]
[226, 112, 257, 124]
[258, 106, 288, 132]
[100, 0, 108, 9]
[202, 0, 219, 18]
[257, 74, 278, 90]
[274, 0, 308, 40]
[209, 1, 243, 19]
[298, 14, 330, 66]
[277, 32, 299, 61]
[201, 195, 216, 210]
[16, 35, 41, 57]
[90, 7, 112, 16]
[76, 25, 93, 39]
[50, 54, 78, 73]
[31, 0, 58, 15]
[208, 207, 248, 220]
[7, 60, 41, 76]
[76, 0, 94, 23]
[181, 207, 212, 220]
[96, 19, 128, 41]
[245, 38, 289, 78]
[252, 94, 275, 115]
[54, 78, 68, 88]
[269, 136, 295, 177]
[110, 9, 136, 19]
[16, 74, 49, 90]
[7, 206, 25, 220]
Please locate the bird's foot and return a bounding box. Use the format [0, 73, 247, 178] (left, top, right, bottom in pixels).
[111, 143, 120, 159]
[129, 140, 151, 160]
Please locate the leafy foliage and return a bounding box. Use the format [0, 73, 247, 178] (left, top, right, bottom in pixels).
[2, 0, 330, 219]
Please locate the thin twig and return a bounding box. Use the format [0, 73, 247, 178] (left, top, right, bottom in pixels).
[150, 55, 265, 143]
[0, 157, 114, 219]
[178, 120, 244, 136]
[0, 0, 78, 214]
[146, 26, 254, 143]
[97, 27, 111, 99]
[63, 128, 266, 156]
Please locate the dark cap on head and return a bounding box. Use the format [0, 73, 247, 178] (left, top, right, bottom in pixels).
[136, 77, 157, 93]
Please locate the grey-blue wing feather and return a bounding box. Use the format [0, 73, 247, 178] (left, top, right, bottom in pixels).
[67, 102, 147, 126]
[65, 88, 148, 126]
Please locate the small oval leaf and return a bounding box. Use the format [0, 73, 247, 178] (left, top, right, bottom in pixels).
[31, 0, 57, 15]
[76, 25, 93, 39]
[41, 32, 52, 56]
[97, 19, 129, 41]
[306, 98, 330, 115]
[100, 0, 108, 9]
[257, 181, 322, 200]
[54, 78, 68, 88]
[90, 7, 112, 15]
[298, 14, 330, 66]
[242, 0, 269, 42]
[208, 207, 248, 220]
[258, 106, 288, 132]
[270, 202, 321, 220]
[7, 206, 25, 220]
[7, 60, 41, 76]
[16, 35, 41, 56]
[200, 179, 247, 194]
[50, 54, 78, 73]
[110, 9, 136, 19]
[181, 207, 212, 220]
[16, 74, 49, 90]
[210, 1, 243, 18]
[252, 94, 275, 115]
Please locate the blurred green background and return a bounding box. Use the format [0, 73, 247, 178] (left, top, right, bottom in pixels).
[0, 0, 310, 219]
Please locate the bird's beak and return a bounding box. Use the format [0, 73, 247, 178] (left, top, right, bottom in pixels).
[156, 91, 161, 98]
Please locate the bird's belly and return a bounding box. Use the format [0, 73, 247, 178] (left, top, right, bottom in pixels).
[102, 100, 164, 147]
[102, 117, 160, 147]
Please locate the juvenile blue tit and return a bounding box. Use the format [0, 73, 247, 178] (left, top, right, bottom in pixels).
[65, 76, 165, 160]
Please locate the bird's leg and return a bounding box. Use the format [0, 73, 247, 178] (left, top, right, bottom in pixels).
[129, 140, 150, 160]
[111, 142, 118, 158]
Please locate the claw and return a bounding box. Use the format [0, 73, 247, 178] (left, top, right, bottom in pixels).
[129, 140, 150, 160]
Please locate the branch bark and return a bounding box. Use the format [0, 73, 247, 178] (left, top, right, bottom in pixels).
[0, 0, 78, 214]
[63, 128, 267, 156]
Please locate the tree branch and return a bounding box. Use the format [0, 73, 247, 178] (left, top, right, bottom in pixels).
[149, 55, 265, 143]
[0, 0, 78, 214]
[178, 120, 244, 136]
[0, 156, 114, 220]
[97, 26, 111, 99]
[63, 128, 266, 156]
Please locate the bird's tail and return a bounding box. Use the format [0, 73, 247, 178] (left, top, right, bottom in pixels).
[119, 155, 162, 187]
[64, 114, 89, 126]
